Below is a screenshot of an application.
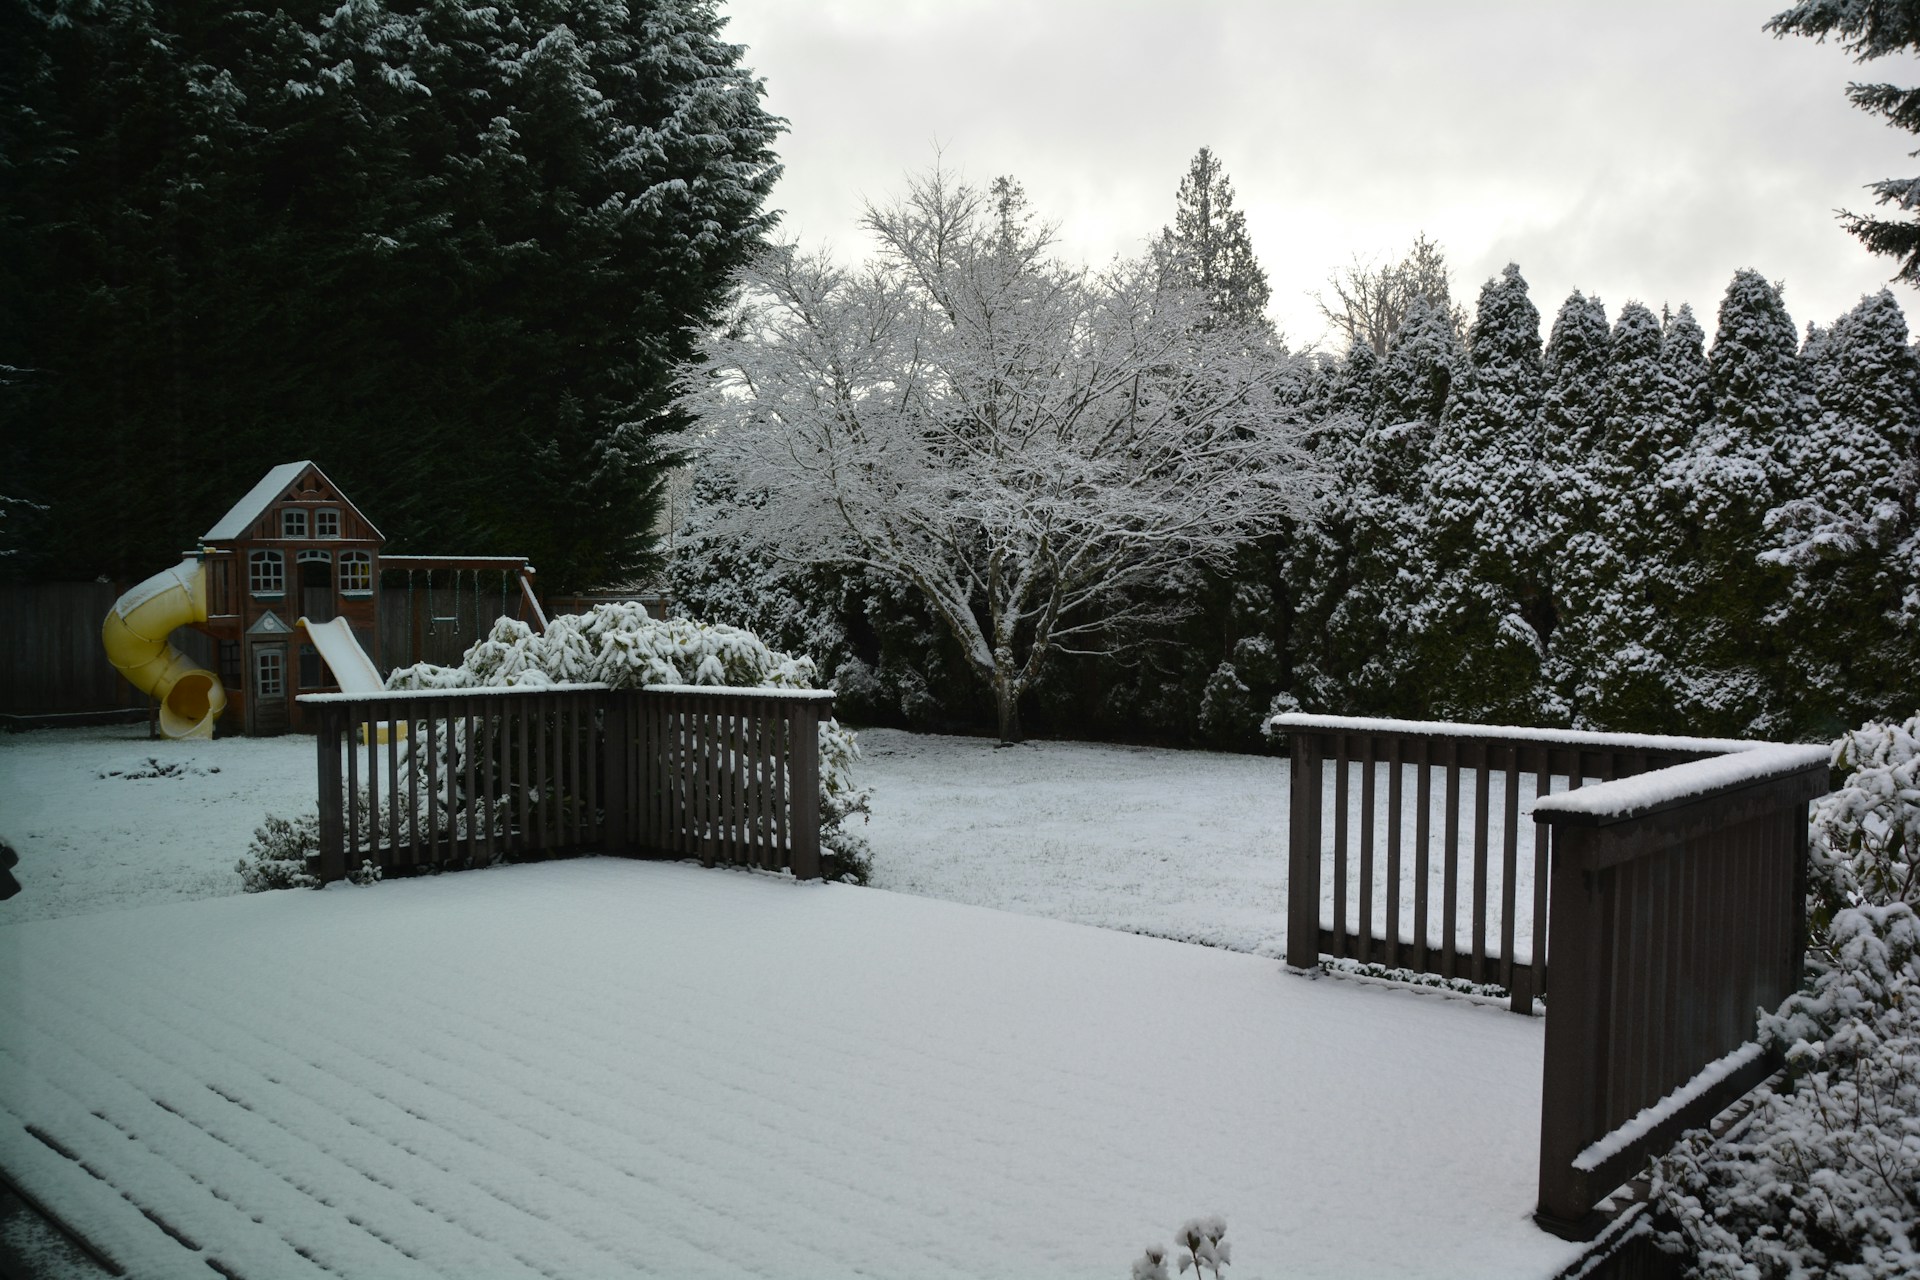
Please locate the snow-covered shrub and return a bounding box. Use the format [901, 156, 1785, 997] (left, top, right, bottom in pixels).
[239, 785, 431, 891]
[236, 813, 319, 891]
[1651, 714, 1920, 1277]
[1653, 905, 1920, 1277]
[389, 606, 872, 884]
[1807, 714, 1920, 946]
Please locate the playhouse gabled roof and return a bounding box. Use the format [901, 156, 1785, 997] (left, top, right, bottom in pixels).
[202, 460, 384, 543]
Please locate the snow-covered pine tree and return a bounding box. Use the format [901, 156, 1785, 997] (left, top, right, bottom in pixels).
[1763, 289, 1920, 732]
[1292, 297, 1462, 717]
[1536, 291, 1615, 723]
[1665, 270, 1802, 735]
[1154, 147, 1274, 333]
[1412, 264, 1548, 722]
[1545, 301, 1697, 728]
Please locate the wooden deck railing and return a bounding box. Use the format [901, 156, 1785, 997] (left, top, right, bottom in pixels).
[302, 683, 832, 883]
[1531, 744, 1828, 1238]
[1275, 714, 1752, 1013]
[1273, 712, 1831, 1242]
[603, 685, 829, 880]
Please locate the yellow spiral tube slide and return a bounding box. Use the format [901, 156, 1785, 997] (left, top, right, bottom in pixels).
[102, 557, 228, 739]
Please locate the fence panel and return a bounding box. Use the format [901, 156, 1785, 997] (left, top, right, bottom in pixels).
[1532, 746, 1828, 1238]
[618, 686, 830, 879]
[304, 683, 832, 883]
[1276, 714, 1745, 1013]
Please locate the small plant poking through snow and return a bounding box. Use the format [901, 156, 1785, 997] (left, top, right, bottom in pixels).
[1136, 1216, 1228, 1279]
[1130, 1242, 1171, 1280]
[1175, 1215, 1230, 1277]
[100, 757, 217, 781]
[1652, 713, 1920, 1278]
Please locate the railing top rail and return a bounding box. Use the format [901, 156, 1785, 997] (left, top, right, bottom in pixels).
[297, 682, 613, 705]
[1267, 712, 1771, 757]
[1531, 742, 1831, 828]
[297, 681, 838, 707]
[639, 684, 835, 702]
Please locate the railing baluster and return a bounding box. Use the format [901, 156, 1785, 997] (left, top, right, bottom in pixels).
[1358, 735, 1376, 966]
[1413, 737, 1431, 972]
[1472, 745, 1491, 984]
[1443, 740, 1460, 981]
[1385, 735, 1403, 970]
[1333, 734, 1349, 958]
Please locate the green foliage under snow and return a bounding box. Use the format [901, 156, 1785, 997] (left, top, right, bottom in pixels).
[1653, 714, 1920, 1277]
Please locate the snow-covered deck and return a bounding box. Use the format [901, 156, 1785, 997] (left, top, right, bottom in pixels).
[0, 859, 1583, 1279]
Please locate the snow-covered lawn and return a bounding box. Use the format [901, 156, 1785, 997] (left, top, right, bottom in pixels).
[0, 725, 1579, 1278]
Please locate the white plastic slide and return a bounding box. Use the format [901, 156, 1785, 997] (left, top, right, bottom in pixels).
[298, 616, 409, 748]
[296, 616, 384, 693]
[102, 558, 228, 738]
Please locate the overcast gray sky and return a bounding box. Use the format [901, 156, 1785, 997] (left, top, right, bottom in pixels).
[720, 0, 1920, 351]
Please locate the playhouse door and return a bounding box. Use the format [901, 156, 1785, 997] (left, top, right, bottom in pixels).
[252, 643, 288, 736]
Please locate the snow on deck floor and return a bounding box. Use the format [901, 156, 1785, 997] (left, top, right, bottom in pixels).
[0, 859, 1582, 1280]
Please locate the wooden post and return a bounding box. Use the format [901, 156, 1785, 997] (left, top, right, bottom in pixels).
[789, 697, 824, 880]
[1286, 731, 1325, 970]
[603, 691, 630, 855]
[316, 703, 345, 882]
[1535, 820, 1604, 1237]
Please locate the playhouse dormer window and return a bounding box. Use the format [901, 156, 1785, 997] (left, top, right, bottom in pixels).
[281, 508, 308, 539]
[339, 551, 372, 595]
[315, 507, 340, 538]
[249, 550, 285, 597]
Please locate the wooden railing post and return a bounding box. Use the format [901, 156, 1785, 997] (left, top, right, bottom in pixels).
[1534, 820, 1603, 1235]
[316, 702, 345, 883]
[789, 696, 824, 881]
[602, 690, 630, 855]
[1286, 730, 1325, 970]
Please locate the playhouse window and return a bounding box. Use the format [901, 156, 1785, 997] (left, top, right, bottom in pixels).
[249, 550, 284, 596]
[297, 549, 331, 565]
[339, 551, 372, 594]
[281, 508, 308, 539]
[255, 648, 284, 699]
[315, 508, 340, 538]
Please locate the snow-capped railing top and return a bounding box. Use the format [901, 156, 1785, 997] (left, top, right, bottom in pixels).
[640, 684, 835, 701]
[1530, 743, 1832, 826]
[297, 683, 614, 703]
[1267, 711, 1764, 757]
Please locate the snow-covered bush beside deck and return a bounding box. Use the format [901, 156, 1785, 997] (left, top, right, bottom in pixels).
[1653, 713, 1920, 1277]
[385, 605, 872, 882]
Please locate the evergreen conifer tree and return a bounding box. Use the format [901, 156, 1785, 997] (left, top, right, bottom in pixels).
[1154, 147, 1273, 332]
[4, 1, 782, 590]
[1413, 264, 1548, 721]
[1763, 289, 1920, 731]
[1667, 270, 1803, 734]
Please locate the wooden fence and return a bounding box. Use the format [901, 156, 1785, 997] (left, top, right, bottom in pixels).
[303, 684, 832, 883]
[1277, 715, 1752, 1013]
[0, 581, 213, 718]
[1532, 745, 1828, 1238]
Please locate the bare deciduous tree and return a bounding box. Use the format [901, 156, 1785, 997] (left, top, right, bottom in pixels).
[1314, 233, 1466, 356]
[676, 167, 1321, 741]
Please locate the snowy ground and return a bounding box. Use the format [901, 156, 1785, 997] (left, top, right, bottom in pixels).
[857, 728, 1546, 964]
[0, 726, 316, 923]
[0, 725, 1579, 1278]
[0, 860, 1581, 1280]
[3, 726, 1549, 966]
